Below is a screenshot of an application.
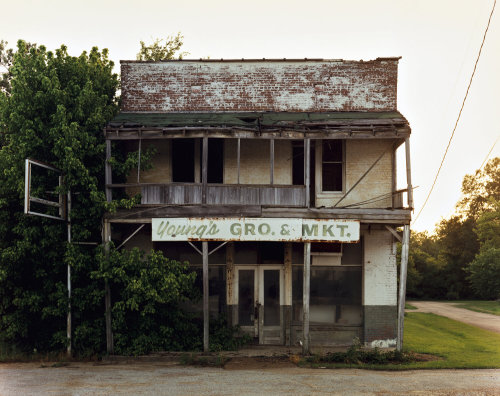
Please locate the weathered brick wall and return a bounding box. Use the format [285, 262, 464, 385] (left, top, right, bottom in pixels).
[364, 305, 397, 346]
[363, 229, 397, 306]
[121, 59, 398, 112]
[363, 228, 398, 346]
[315, 139, 393, 208]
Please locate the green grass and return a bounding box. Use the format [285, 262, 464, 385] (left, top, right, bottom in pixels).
[405, 302, 418, 310]
[302, 312, 500, 370]
[400, 312, 500, 368]
[444, 300, 500, 316]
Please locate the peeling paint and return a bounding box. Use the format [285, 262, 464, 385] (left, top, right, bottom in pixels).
[368, 338, 397, 348]
[121, 60, 398, 113]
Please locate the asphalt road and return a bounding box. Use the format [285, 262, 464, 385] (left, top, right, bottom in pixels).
[409, 301, 500, 334]
[0, 362, 499, 395]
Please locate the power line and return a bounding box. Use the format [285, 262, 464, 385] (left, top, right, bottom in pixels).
[479, 134, 499, 169]
[412, 0, 497, 226]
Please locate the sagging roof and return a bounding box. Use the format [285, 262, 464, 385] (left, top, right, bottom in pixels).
[105, 111, 411, 140]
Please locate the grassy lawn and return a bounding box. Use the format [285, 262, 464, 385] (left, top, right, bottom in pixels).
[302, 312, 500, 369]
[445, 300, 500, 316]
[405, 302, 418, 310]
[402, 312, 500, 368]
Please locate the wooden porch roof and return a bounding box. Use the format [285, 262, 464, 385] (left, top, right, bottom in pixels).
[105, 111, 411, 140]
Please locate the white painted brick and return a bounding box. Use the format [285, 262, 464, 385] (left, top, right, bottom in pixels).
[363, 230, 397, 306]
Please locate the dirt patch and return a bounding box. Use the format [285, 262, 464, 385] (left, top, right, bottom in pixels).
[412, 353, 443, 362]
[224, 356, 297, 370]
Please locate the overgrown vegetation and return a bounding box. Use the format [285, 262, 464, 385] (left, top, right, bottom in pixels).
[0, 38, 252, 359]
[0, 40, 119, 355]
[407, 158, 500, 300]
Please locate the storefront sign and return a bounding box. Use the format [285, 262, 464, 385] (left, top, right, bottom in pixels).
[152, 218, 359, 242]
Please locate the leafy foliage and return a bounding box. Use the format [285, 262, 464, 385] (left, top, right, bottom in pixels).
[458, 157, 500, 219]
[136, 34, 188, 61]
[94, 247, 200, 355]
[407, 158, 499, 300]
[0, 40, 118, 353]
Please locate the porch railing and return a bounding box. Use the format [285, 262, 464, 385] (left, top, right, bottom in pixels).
[140, 183, 307, 207]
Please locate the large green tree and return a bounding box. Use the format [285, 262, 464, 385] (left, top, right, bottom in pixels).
[407, 157, 500, 300]
[0, 40, 119, 353]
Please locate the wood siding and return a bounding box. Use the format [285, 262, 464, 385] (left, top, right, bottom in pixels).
[141, 184, 306, 206]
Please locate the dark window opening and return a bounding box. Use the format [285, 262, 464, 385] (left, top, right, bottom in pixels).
[172, 139, 195, 182]
[311, 242, 341, 253]
[208, 138, 224, 184]
[341, 239, 363, 265]
[322, 140, 343, 192]
[292, 143, 304, 185]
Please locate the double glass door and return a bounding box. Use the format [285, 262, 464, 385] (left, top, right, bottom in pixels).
[236, 266, 283, 344]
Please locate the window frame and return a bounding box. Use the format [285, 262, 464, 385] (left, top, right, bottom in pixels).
[316, 139, 345, 196]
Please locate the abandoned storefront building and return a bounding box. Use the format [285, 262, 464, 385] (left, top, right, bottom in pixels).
[103, 58, 412, 353]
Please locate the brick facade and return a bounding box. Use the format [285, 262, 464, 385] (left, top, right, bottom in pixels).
[121, 59, 398, 113]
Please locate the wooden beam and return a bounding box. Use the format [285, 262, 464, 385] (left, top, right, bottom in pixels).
[226, 242, 236, 326]
[202, 137, 208, 204]
[405, 137, 414, 209]
[304, 138, 310, 208]
[385, 225, 402, 242]
[391, 144, 397, 208]
[270, 139, 274, 185]
[103, 220, 114, 354]
[397, 224, 410, 351]
[202, 241, 209, 352]
[302, 242, 311, 355]
[237, 138, 241, 184]
[104, 128, 410, 141]
[194, 139, 201, 184]
[105, 140, 112, 202]
[137, 138, 142, 183]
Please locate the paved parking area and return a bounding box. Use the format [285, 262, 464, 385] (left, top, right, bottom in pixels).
[0, 362, 499, 395]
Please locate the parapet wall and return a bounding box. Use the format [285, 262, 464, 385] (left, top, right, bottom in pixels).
[121, 59, 399, 113]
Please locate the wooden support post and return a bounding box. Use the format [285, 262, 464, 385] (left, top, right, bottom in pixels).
[397, 224, 410, 351]
[66, 191, 71, 358]
[304, 138, 310, 208]
[194, 139, 201, 183]
[105, 140, 112, 202]
[270, 139, 274, 185]
[284, 243, 292, 346]
[202, 241, 209, 352]
[302, 242, 311, 354]
[405, 138, 413, 209]
[226, 242, 236, 326]
[391, 144, 397, 208]
[137, 138, 142, 183]
[103, 220, 114, 354]
[237, 138, 241, 184]
[104, 139, 114, 354]
[202, 137, 208, 204]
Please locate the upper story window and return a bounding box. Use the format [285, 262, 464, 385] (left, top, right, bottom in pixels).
[321, 140, 344, 192]
[171, 138, 224, 183]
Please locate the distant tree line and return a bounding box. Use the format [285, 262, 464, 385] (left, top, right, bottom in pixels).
[406, 157, 500, 300]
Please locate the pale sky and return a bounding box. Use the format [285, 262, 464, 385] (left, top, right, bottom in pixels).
[2, 0, 499, 233]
